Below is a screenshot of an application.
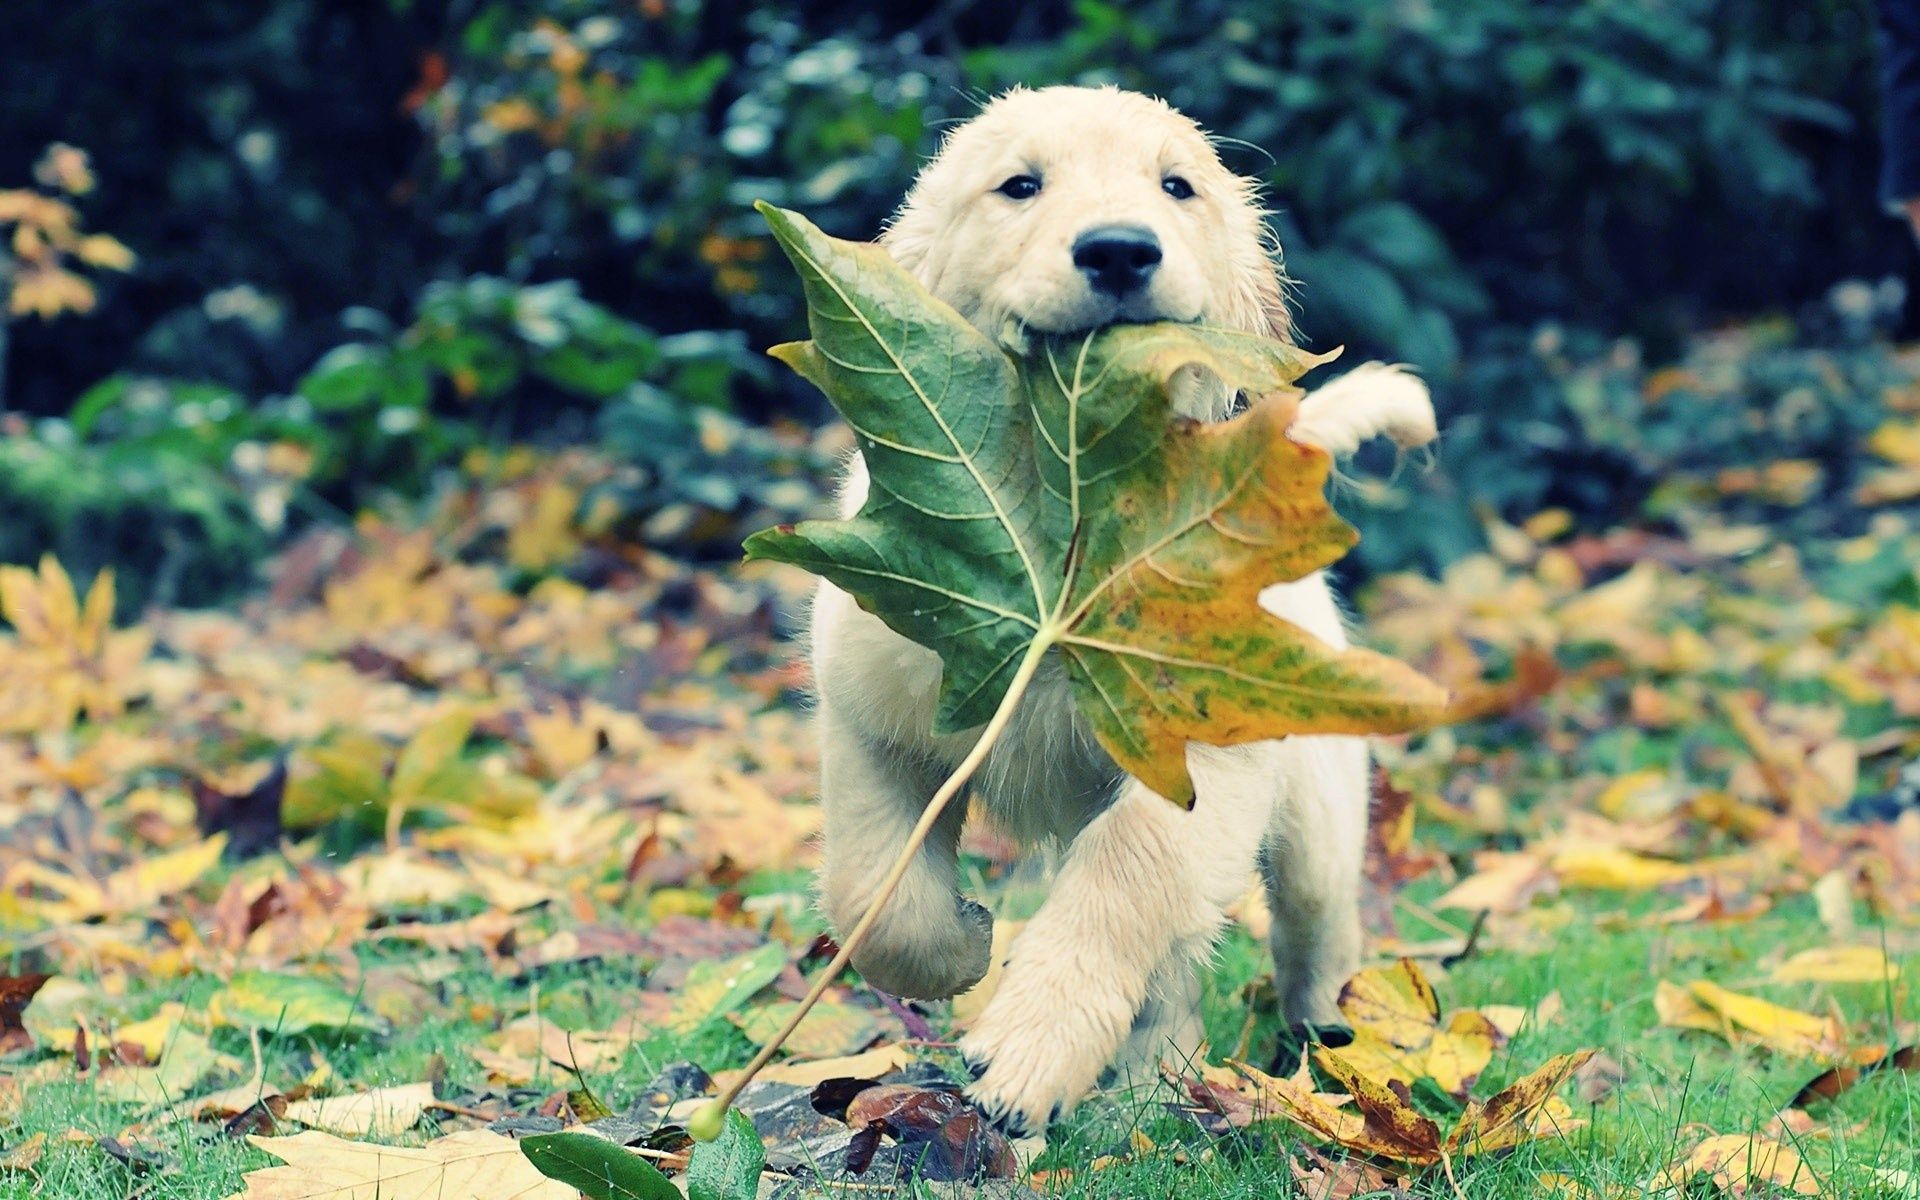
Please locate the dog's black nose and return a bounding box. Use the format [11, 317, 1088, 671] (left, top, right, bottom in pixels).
[1072, 225, 1161, 296]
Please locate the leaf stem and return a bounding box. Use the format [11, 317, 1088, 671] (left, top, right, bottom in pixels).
[691, 634, 1055, 1137]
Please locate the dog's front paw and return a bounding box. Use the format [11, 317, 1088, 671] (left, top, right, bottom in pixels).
[960, 1049, 1069, 1139]
[957, 1006, 1119, 1137]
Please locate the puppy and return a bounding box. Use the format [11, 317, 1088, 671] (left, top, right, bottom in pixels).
[807, 85, 1436, 1134]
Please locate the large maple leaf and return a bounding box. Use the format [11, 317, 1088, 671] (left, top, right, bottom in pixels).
[745, 203, 1447, 805]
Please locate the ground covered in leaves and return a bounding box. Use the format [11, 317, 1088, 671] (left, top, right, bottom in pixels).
[4, 328, 1920, 1198]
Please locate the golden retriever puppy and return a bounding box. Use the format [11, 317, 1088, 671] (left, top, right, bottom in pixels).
[808, 84, 1436, 1135]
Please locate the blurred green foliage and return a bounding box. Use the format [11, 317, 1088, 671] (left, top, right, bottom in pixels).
[0, 0, 1913, 606]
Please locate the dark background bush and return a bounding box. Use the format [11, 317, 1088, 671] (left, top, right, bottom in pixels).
[1, 0, 1914, 602]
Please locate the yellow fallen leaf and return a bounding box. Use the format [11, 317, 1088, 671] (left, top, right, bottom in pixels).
[1443, 1050, 1595, 1156]
[732, 1000, 878, 1060]
[223, 1130, 576, 1199]
[1652, 1133, 1821, 1196]
[336, 852, 472, 909]
[1770, 946, 1899, 985]
[1595, 769, 1683, 822]
[1548, 847, 1692, 891]
[4, 835, 227, 924]
[108, 1003, 192, 1061]
[1869, 419, 1920, 466]
[471, 1016, 646, 1086]
[1434, 852, 1554, 913]
[282, 1082, 436, 1138]
[0, 1131, 47, 1172]
[735, 1043, 917, 1089]
[1319, 959, 1501, 1096]
[95, 1028, 235, 1108]
[1655, 979, 1846, 1058]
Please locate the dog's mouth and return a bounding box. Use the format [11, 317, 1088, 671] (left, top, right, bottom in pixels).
[1017, 296, 1200, 336]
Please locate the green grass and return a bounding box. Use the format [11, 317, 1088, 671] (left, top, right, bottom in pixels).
[4, 878, 1916, 1199]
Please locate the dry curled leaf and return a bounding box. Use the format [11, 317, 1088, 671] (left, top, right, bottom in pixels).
[1223, 1046, 1594, 1168]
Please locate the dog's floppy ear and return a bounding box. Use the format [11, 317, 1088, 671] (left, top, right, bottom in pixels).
[1250, 251, 1294, 343]
[1217, 184, 1295, 343]
[878, 203, 934, 280]
[1222, 236, 1294, 344]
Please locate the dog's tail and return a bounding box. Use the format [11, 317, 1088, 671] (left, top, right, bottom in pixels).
[1289, 363, 1437, 456]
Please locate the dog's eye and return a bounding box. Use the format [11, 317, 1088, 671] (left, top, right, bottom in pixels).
[1162, 175, 1196, 200]
[994, 175, 1041, 200]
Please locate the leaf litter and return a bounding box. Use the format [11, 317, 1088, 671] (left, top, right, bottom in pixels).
[0, 255, 1917, 1197]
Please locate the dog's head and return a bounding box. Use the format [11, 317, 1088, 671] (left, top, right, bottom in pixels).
[882, 86, 1288, 342]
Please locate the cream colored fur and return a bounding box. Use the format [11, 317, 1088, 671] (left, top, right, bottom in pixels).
[806, 85, 1438, 1134]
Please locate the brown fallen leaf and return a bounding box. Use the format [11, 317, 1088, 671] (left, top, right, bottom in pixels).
[0, 972, 51, 1055]
[222, 1129, 577, 1199]
[1787, 1044, 1920, 1109]
[0, 1131, 47, 1173]
[1571, 1051, 1627, 1105]
[1288, 1144, 1407, 1199]
[840, 1083, 1018, 1180]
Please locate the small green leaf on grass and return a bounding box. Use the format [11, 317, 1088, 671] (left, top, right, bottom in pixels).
[666, 943, 787, 1035]
[208, 970, 387, 1035]
[520, 1132, 680, 1200]
[688, 1109, 765, 1200]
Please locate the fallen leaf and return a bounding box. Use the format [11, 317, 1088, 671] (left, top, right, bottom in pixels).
[665, 943, 787, 1036]
[519, 1131, 679, 1200]
[225, 1129, 578, 1199]
[731, 999, 878, 1060]
[0, 972, 51, 1054]
[1288, 1144, 1406, 1199]
[1548, 846, 1693, 891]
[1769, 946, 1899, 985]
[210, 971, 389, 1036]
[282, 1082, 436, 1138]
[841, 1083, 1017, 1180]
[1787, 1044, 1920, 1108]
[736, 1043, 916, 1089]
[1319, 958, 1501, 1097]
[1442, 1050, 1596, 1156]
[1434, 852, 1555, 913]
[1655, 980, 1847, 1058]
[1652, 1133, 1821, 1196]
[96, 1028, 232, 1108]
